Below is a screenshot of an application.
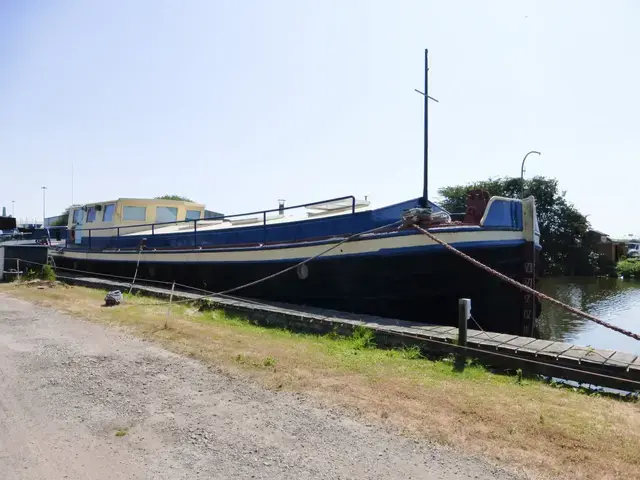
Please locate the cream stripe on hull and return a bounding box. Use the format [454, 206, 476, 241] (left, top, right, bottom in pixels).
[55, 230, 525, 264]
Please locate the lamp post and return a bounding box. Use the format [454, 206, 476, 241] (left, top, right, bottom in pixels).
[41, 186, 47, 227]
[520, 151, 541, 198]
[11, 200, 15, 217]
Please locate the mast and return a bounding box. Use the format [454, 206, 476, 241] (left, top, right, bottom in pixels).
[422, 49, 429, 208]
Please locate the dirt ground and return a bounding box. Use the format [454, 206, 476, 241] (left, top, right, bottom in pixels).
[0, 293, 519, 480]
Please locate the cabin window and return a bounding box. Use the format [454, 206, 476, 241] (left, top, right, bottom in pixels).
[123, 206, 147, 222]
[86, 207, 97, 223]
[186, 209, 201, 220]
[155, 206, 178, 223]
[73, 209, 83, 223]
[103, 204, 115, 222]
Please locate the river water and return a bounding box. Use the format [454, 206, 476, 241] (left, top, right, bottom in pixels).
[538, 277, 640, 355]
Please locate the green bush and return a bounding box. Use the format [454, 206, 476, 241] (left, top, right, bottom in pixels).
[616, 259, 640, 278]
[41, 264, 56, 281]
[23, 264, 56, 282]
[351, 326, 376, 350]
[399, 345, 423, 360]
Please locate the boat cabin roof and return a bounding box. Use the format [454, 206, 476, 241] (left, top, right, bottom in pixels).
[69, 195, 374, 237]
[73, 198, 205, 209]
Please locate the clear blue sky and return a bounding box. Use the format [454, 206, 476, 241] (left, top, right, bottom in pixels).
[1, 1, 638, 237]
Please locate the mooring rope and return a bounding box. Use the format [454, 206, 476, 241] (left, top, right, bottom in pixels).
[412, 224, 640, 342]
[129, 243, 144, 294]
[122, 219, 404, 306]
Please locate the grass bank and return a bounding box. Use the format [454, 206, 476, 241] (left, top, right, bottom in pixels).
[1, 282, 639, 480]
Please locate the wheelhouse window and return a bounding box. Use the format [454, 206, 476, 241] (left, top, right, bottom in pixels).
[155, 206, 178, 223]
[123, 206, 146, 221]
[86, 206, 97, 223]
[186, 209, 201, 220]
[102, 204, 115, 222]
[73, 209, 83, 223]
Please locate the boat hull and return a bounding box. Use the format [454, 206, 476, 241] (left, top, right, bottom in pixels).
[52, 239, 538, 335]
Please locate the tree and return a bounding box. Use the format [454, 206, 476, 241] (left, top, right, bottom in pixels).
[155, 195, 194, 202]
[51, 207, 71, 226]
[437, 176, 600, 276]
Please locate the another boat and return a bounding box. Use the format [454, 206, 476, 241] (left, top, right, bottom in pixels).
[50, 50, 542, 336]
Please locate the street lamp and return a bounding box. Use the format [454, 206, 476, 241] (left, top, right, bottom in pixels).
[11, 200, 15, 217]
[41, 186, 47, 227]
[520, 151, 541, 198]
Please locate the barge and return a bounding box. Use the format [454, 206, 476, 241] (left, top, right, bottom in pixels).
[51, 193, 541, 336]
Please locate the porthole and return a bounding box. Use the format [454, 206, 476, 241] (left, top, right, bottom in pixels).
[297, 264, 309, 280]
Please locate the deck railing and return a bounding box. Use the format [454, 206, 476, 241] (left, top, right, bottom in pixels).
[68, 196, 358, 249]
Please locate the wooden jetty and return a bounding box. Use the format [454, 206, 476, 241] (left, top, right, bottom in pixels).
[57, 274, 640, 393]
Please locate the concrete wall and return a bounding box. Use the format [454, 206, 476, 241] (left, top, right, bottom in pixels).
[0, 245, 49, 281]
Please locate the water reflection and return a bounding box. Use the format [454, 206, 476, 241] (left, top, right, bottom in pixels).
[537, 277, 640, 355]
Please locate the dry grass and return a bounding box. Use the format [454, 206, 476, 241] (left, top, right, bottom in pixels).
[2, 282, 639, 480]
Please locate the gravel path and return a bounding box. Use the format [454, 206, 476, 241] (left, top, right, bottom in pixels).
[0, 293, 519, 480]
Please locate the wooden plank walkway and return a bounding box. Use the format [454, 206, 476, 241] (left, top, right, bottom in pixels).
[57, 274, 640, 393]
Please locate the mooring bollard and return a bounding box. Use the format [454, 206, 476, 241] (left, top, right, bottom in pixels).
[455, 298, 471, 371]
[458, 298, 471, 347]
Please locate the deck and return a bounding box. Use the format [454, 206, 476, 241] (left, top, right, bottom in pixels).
[58, 274, 640, 393]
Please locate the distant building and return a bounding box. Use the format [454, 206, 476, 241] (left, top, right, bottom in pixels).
[44, 214, 67, 227]
[587, 229, 611, 244]
[587, 229, 625, 264]
[0, 215, 17, 231]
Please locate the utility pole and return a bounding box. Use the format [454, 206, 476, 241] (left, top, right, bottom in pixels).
[42, 186, 47, 226]
[422, 49, 429, 207]
[413, 49, 439, 208]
